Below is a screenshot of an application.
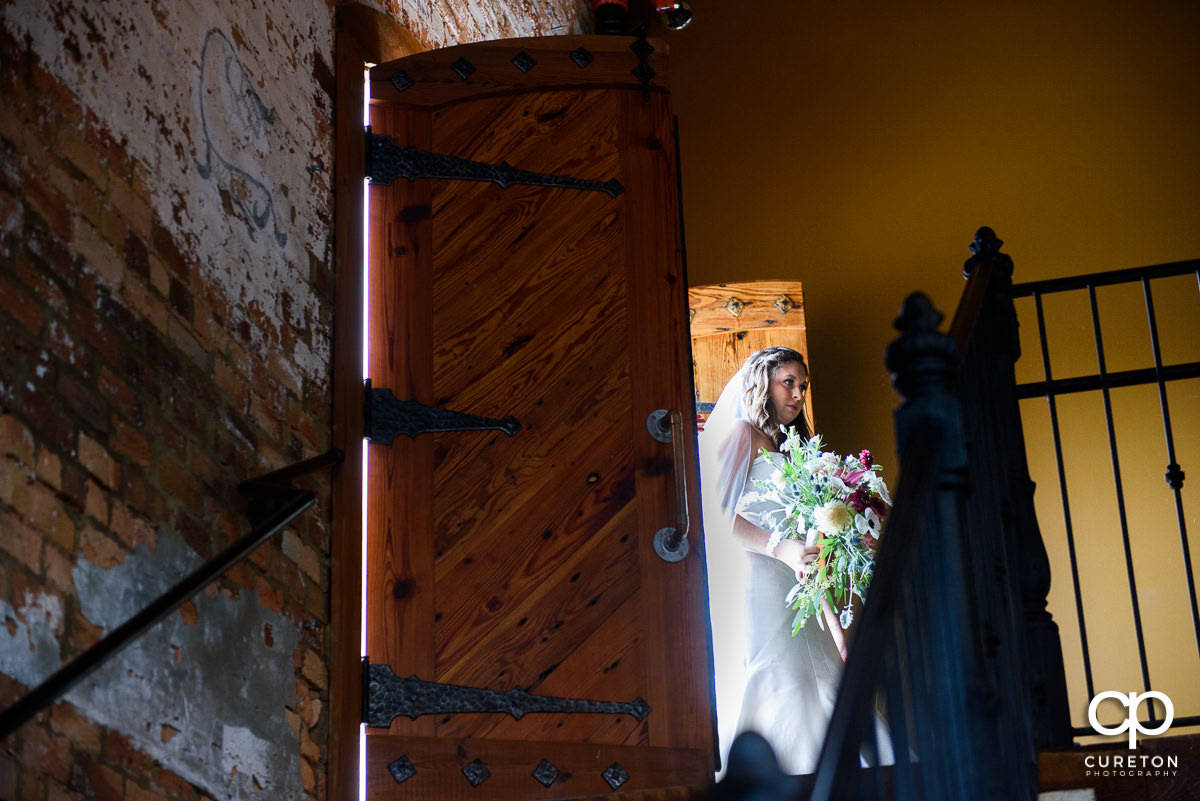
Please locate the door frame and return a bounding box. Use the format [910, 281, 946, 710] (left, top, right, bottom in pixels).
[331, 8, 424, 801]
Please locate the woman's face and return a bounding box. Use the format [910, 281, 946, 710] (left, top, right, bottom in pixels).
[768, 361, 808, 426]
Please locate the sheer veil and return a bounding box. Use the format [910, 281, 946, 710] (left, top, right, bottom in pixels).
[699, 365, 756, 539]
[698, 366, 757, 773]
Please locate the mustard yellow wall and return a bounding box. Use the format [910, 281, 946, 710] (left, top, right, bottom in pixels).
[666, 0, 1200, 739]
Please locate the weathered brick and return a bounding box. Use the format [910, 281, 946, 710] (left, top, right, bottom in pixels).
[84, 478, 108, 526]
[50, 702, 102, 755]
[149, 766, 193, 801]
[286, 398, 319, 450]
[59, 371, 109, 434]
[174, 513, 212, 560]
[281, 530, 321, 582]
[120, 277, 165, 337]
[0, 271, 45, 335]
[21, 156, 72, 240]
[59, 461, 87, 513]
[200, 496, 239, 548]
[18, 379, 77, 455]
[153, 415, 188, 466]
[254, 575, 283, 615]
[222, 407, 258, 452]
[1, 414, 36, 464]
[149, 222, 189, 280]
[213, 356, 247, 409]
[97, 367, 140, 425]
[68, 755, 123, 801]
[26, 480, 75, 550]
[123, 229, 149, 278]
[303, 577, 326, 622]
[99, 206, 127, 253]
[166, 314, 207, 370]
[157, 455, 199, 512]
[77, 433, 117, 488]
[66, 611, 103, 655]
[69, 297, 119, 367]
[105, 175, 151, 244]
[299, 693, 322, 730]
[31, 59, 82, 130]
[45, 318, 83, 374]
[110, 499, 154, 551]
[42, 542, 73, 595]
[72, 214, 124, 291]
[0, 508, 41, 571]
[73, 178, 103, 229]
[218, 556, 253, 595]
[35, 447, 61, 490]
[17, 249, 69, 319]
[57, 123, 108, 194]
[16, 771, 47, 801]
[299, 754, 315, 794]
[250, 391, 282, 443]
[110, 420, 151, 467]
[189, 448, 225, 494]
[299, 723, 320, 762]
[166, 276, 191, 320]
[130, 160, 153, 206]
[148, 253, 170, 297]
[80, 524, 123, 569]
[19, 721, 72, 785]
[0, 751, 15, 801]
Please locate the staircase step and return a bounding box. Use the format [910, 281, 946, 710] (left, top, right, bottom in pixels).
[568, 786, 707, 801]
[1038, 731, 1200, 801]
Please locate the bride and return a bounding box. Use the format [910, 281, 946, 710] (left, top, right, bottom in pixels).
[700, 346, 881, 775]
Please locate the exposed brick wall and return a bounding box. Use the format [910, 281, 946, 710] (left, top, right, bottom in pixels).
[0, 2, 584, 801]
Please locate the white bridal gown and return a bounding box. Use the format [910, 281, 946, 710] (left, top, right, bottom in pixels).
[731, 454, 894, 775]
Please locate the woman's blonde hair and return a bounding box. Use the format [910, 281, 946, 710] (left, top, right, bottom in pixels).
[742, 346, 810, 447]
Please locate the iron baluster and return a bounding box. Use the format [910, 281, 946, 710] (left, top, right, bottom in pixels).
[1088, 284, 1157, 722]
[1141, 275, 1199, 664]
[1032, 291, 1096, 706]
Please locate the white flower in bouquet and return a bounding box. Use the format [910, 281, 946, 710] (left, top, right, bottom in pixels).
[814, 500, 854, 536]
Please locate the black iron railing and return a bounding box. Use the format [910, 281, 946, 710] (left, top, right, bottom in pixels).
[1012, 259, 1200, 736]
[0, 448, 343, 740]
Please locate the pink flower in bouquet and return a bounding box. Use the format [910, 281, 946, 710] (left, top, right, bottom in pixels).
[859, 449, 873, 468]
[838, 467, 870, 486]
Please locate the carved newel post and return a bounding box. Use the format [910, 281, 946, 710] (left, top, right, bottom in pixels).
[885, 293, 990, 799]
[958, 228, 1073, 750]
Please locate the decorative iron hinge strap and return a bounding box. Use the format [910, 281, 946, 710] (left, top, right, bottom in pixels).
[364, 129, 624, 197]
[365, 662, 651, 728]
[364, 380, 521, 443]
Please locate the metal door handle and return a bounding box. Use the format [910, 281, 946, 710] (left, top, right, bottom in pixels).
[647, 409, 690, 562]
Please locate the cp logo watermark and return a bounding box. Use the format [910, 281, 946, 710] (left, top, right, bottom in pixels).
[1088, 691, 1173, 748]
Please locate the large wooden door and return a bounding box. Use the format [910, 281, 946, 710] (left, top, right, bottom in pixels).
[364, 37, 714, 800]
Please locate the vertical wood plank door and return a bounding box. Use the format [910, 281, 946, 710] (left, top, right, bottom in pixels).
[365, 37, 715, 801]
[688, 280, 811, 433]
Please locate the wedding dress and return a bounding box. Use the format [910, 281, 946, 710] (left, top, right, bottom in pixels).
[700, 366, 894, 776]
[732, 454, 846, 775]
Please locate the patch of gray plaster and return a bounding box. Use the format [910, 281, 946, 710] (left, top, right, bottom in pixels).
[0, 591, 66, 688]
[58, 528, 303, 801]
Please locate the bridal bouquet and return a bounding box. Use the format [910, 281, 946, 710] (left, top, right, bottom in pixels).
[749, 430, 891, 635]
